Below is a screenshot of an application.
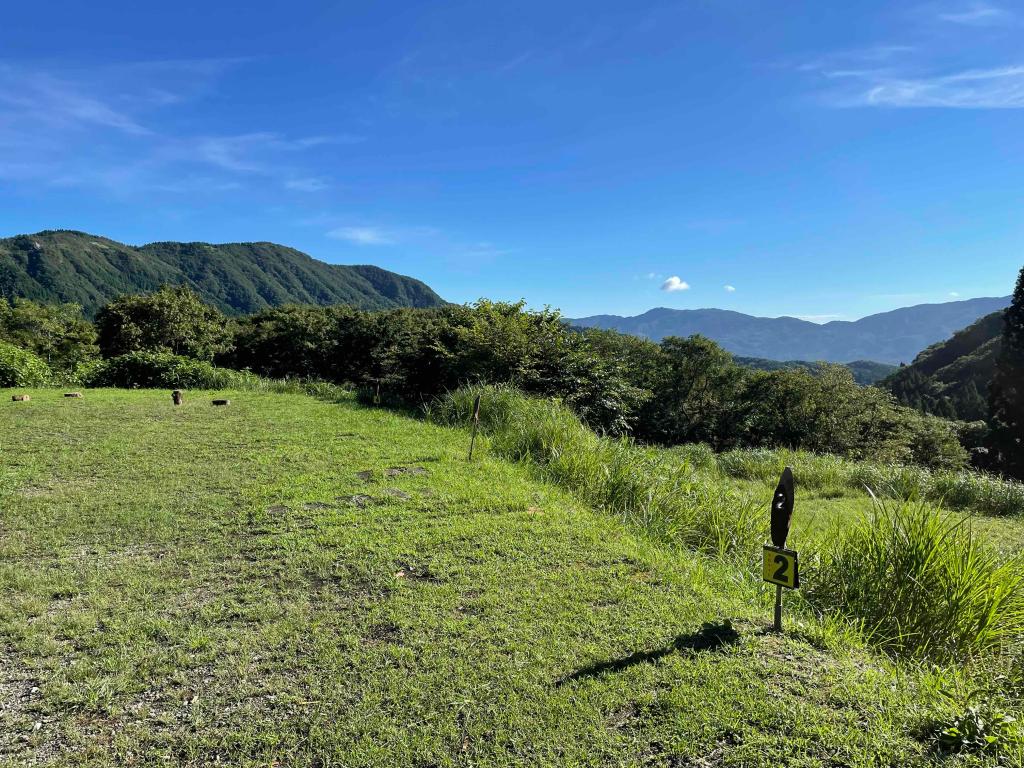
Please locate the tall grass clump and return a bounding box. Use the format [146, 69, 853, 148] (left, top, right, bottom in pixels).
[430, 385, 762, 558]
[810, 497, 1024, 661]
[714, 446, 1024, 517]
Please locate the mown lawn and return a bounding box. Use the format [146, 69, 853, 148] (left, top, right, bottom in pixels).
[0, 389, 1000, 766]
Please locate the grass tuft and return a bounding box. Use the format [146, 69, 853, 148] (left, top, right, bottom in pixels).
[810, 496, 1024, 661]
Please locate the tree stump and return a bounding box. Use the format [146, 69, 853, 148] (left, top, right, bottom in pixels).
[11, 395, 30, 402]
[172, 390, 183, 406]
[212, 399, 230, 406]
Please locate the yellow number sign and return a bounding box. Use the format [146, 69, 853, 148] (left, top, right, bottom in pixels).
[763, 545, 799, 589]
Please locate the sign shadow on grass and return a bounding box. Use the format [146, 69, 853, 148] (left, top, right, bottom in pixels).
[557, 620, 740, 686]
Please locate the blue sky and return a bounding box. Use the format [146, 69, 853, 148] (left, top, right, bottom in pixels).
[1, 1, 1022, 320]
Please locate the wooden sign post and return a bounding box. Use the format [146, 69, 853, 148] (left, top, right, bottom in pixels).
[763, 467, 797, 632]
[467, 394, 482, 461]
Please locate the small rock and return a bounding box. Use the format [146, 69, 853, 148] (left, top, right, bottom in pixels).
[383, 488, 412, 500]
[355, 470, 375, 482]
[337, 494, 376, 509]
[384, 466, 429, 477]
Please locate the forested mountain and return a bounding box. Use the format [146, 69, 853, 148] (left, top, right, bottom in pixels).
[0, 230, 444, 316]
[571, 297, 1010, 364]
[882, 310, 1004, 421]
[735, 357, 897, 385]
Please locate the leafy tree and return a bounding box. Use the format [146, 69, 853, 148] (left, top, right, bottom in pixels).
[636, 335, 745, 448]
[988, 265, 1024, 478]
[0, 299, 97, 372]
[95, 285, 231, 361]
[0, 341, 53, 386]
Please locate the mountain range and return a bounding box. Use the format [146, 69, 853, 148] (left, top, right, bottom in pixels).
[571, 297, 1011, 365]
[0, 230, 445, 316]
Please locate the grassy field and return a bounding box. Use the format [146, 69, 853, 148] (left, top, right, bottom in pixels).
[0, 389, 1018, 766]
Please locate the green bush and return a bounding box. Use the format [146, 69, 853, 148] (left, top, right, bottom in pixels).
[0, 341, 53, 387]
[82, 352, 238, 389]
[810, 498, 1024, 660]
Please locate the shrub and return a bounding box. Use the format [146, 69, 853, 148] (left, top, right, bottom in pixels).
[0, 341, 53, 387]
[82, 352, 238, 389]
[810, 498, 1024, 660]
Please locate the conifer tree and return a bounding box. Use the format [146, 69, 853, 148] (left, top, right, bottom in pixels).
[988, 265, 1024, 478]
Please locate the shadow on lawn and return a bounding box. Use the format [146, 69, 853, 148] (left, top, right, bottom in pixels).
[558, 620, 740, 685]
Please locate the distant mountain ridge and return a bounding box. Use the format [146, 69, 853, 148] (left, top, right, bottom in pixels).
[571, 297, 1011, 365]
[0, 230, 445, 316]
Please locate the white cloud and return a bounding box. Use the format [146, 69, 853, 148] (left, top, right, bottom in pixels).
[724, 284, 736, 292]
[939, 2, 1011, 26]
[855, 66, 1024, 109]
[327, 226, 395, 245]
[661, 276, 690, 292]
[795, 314, 845, 323]
[949, 291, 961, 297]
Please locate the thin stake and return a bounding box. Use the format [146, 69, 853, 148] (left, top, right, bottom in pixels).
[773, 584, 783, 632]
[467, 394, 482, 461]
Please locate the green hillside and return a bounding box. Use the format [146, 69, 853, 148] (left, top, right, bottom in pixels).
[882, 310, 1004, 421]
[2, 389, 1015, 766]
[0, 230, 444, 316]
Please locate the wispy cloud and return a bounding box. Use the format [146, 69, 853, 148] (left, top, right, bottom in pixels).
[798, 4, 1022, 109]
[724, 284, 736, 292]
[0, 60, 354, 194]
[848, 65, 1024, 108]
[794, 314, 845, 322]
[938, 2, 1012, 26]
[949, 290, 961, 297]
[661, 276, 690, 292]
[327, 226, 396, 245]
[285, 177, 329, 192]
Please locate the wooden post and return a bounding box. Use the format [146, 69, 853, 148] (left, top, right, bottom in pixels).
[172, 390, 183, 406]
[467, 394, 482, 461]
[773, 585, 783, 632]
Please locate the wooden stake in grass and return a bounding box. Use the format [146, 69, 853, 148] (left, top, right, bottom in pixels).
[373, 380, 381, 405]
[467, 394, 482, 461]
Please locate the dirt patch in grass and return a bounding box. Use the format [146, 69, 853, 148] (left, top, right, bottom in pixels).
[0, 647, 65, 764]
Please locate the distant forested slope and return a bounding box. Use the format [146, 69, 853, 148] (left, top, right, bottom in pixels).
[0, 230, 444, 316]
[735, 357, 898, 385]
[881, 310, 1004, 421]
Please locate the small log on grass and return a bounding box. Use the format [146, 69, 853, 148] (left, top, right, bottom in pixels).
[64, 392, 83, 398]
[11, 395, 30, 402]
[212, 399, 231, 406]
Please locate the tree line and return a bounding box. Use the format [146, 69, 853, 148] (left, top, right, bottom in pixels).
[5, 283, 998, 473]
